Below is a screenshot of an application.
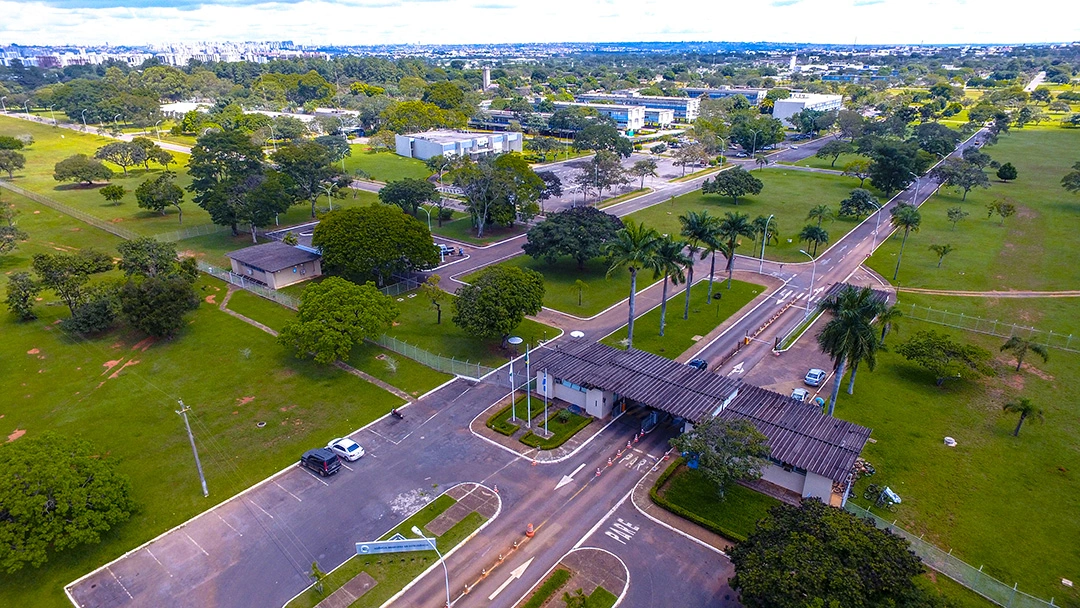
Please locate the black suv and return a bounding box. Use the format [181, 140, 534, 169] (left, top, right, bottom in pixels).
[300, 448, 342, 477]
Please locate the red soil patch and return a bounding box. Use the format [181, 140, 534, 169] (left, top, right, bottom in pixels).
[236, 396, 255, 405]
[27, 348, 40, 355]
[205, 295, 217, 304]
[7, 429, 26, 442]
[131, 337, 156, 352]
[33, 210, 40, 214]
[102, 360, 123, 374]
[109, 360, 140, 379]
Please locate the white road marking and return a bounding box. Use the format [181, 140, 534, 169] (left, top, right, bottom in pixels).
[216, 512, 243, 537]
[275, 481, 302, 503]
[488, 557, 534, 601]
[185, 533, 209, 556]
[248, 499, 274, 519]
[145, 548, 173, 577]
[727, 362, 745, 376]
[340, 462, 354, 471]
[555, 463, 587, 490]
[106, 567, 134, 600]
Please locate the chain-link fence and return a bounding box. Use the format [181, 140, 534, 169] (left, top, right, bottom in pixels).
[371, 334, 494, 380]
[902, 302, 1078, 353]
[198, 261, 300, 309]
[380, 275, 424, 297]
[845, 504, 1060, 607]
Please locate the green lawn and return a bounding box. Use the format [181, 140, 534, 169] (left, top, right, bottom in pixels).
[519, 409, 593, 449]
[867, 128, 1080, 292]
[522, 568, 572, 608]
[285, 494, 486, 608]
[463, 254, 662, 318]
[601, 279, 762, 359]
[223, 289, 452, 397]
[486, 393, 547, 436]
[626, 167, 884, 262]
[657, 464, 781, 541]
[345, 144, 432, 182]
[430, 216, 528, 245]
[791, 152, 868, 171]
[384, 288, 556, 367]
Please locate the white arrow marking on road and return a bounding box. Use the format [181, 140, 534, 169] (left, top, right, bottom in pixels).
[488, 557, 535, 601]
[727, 362, 745, 377]
[555, 463, 586, 490]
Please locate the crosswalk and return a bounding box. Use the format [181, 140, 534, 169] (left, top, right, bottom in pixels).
[772, 286, 826, 307]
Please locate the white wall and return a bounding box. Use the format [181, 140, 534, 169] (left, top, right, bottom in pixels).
[761, 464, 806, 495]
[802, 472, 834, 502]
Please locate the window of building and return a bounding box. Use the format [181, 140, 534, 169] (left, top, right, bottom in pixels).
[557, 379, 586, 393]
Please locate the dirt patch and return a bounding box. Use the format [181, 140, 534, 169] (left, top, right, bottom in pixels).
[27, 348, 39, 355]
[101, 359, 123, 374]
[108, 360, 140, 379]
[131, 337, 156, 352]
[1016, 205, 1038, 220]
[236, 396, 255, 405]
[7, 429, 26, 442]
[204, 295, 217, 304]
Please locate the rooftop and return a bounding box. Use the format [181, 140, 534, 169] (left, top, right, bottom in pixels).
[226, 241, 321, 273]
[400, 129, 516, 144]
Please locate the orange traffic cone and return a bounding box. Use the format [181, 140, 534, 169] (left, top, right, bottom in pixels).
[526, 523, 535, 538]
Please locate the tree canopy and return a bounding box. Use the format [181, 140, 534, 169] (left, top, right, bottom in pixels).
[53, 154, 113, 185]
[896, 330, 994, 386]
[312, 205, 439, 286]
[702, 167, 764, 205]
[452, 265, 544, 342]
[669, 417, 769, 498]
[278, 277, 399, 364]
[378, 177, 438, 216]
[522, 206, 623, 269]
[135, 173, 185, 222]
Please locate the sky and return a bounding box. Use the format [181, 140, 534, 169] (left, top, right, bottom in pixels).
[0, 0, 1077, 47]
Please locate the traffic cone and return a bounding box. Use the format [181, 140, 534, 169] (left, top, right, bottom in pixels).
[596, 467, 602, 477]
[607, 457, 613, 467]
[526, 523, 535, 538]
[627, 440, 632, 449]
[493, 485, 498, 494]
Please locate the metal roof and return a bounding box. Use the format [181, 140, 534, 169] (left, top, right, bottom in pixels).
[226, 242, 321, 273]
[532, 339, 870, 483]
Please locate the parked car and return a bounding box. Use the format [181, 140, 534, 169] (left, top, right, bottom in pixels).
[791, 388, 809, 402]
[300, 448, 342, 477]
[804, 368, 827, 387]
[687, 359, 708, 371]
[327, 437, 365, 462]
[436, 243, 454, 256]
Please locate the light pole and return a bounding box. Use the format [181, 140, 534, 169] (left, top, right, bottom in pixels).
[799, 249, 816, 319]
[749, 129, 761, 156]
[507, 336, 522, 422]
[410, 526, 451, 608]
[47, 105, 56, 126]
[268, 124, 278, 153]
[320, 184, 335, 212]
[758, 214, 774, 274]
[908, 171, 921, 206]
[867, 200, 882, 250]
[154, 120, 162, 141]
[80, 109, 88, 132]
[418, 204, 433, 231]
[1, 96, 7, 113]
[24, 101, 31, 117]
[338, 116, 349, 173]
[113, 113, 122, 132]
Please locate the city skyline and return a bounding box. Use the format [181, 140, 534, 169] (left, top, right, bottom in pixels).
[2, 0, 1077, 48]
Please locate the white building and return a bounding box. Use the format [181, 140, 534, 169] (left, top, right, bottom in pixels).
[395, 129, 523, 161]
[551, 101, 646, 133]
[772, 93, 844, 127]
[577, 93, 700, 122]
[682, 87, 768, 105]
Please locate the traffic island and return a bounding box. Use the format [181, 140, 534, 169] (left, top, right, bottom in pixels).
[283, 483, 499, 608]
[515, 548, 627, 608]
[474, 392, 599, 462]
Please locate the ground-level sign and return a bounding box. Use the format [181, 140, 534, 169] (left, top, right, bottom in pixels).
[355, 538, 433, 555]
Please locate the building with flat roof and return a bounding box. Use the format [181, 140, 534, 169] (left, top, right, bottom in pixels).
[551, 101, 645, 133]
[394, 130, 522, 161]
[643, 108, 675, 128]
[226, 242, 322, 290]
[772, 93, 844, 127]
[530, 339, 870, 505]
[576, 93, 700, 122]
[682, 87, 768, 105]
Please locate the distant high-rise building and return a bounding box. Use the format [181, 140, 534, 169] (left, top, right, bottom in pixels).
[482, 66, 492, 90]
[789, 54, 797, 71]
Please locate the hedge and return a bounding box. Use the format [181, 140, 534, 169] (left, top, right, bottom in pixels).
[649, 458, 748, 543]
[521, 568, 572, 608]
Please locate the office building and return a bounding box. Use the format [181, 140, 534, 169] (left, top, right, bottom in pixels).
[394, 130, 522, 161]
[576, 93, 699, 122]
[682, 87, 768, 105]
[552, 101, 645, 133]
[772, 93, 844, 127]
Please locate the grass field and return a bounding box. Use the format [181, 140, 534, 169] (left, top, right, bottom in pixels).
[867, 128, 1080, 292]
[345, 144, 432, 182]
[462, 254, 662, 318]
[790, 151, 868, 171]
[626, 167, 884, 262]
[430, 216, 528, 245]
[519, 409, 593, 449]
[601, 279, 762, 359]
[383, 288, 556, 367]
[658, 465, 781, 541]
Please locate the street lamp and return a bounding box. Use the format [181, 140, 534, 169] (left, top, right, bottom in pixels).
[749, 129, 761, 156]
[907, 171, 921, 206]
[799, 249, 817, 319]
[24, 101, 31, 116]
[758, 214, 774, 274]
[154, 120, 162, 141]
[418, 204, 433, 231]
[507, 336, 523, 422]
[47, 105, 56, 126]
[1, 96, 7, 113]
[113, 113, 122, 132]
[410, 526, 451, 608]
[320, 184, 335, 212]
[867, 200, 882, 250]
[337, 116, 349, 173]
[80, 109, 89, 132]
[268, 124, 278, 153]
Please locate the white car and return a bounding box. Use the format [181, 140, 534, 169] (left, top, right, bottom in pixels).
[791, 388, 810, 402]
[804, 368, 827, 387]
[327, 437, 365, 461]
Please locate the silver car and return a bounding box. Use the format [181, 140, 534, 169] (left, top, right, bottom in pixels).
[327, 437, 365, 461]
[804, 368, 827, 387]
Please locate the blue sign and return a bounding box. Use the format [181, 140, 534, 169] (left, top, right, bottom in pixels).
[355, 538, 433, 555]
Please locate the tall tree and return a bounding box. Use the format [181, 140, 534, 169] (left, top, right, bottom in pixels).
[752, 214, 779, 255]
[996, 162, 1018, 182]
[674, 143, 709, 176]
[806, 204, 833, 228]
[838, 188, 878, 219]
[1002, 398, 1043, 437]
[896, 330, 993, 387]
[187, 130, 267, 236]
[135, 173, 185, 222]
[816, 285, 884, 409]
[94, 142, 146, 176]
[946, 206, 969, 230]
[669, 417, 769, 499]
[702, 167, 764, 205]
[0, 149, 25, 179]
[1000, 336, 1050, 372]
[453, 153, 544, 237]
[650, 235, 690, 337]
[418, 275, 446, 324]
[522, 206, 623, 269]
[815, 140, 854, 168]
[117, 237, 194, 280]
[930, 159, 990, 201]
[118, 275, 200, 338]
[679, 210, 718, 320]
[98, 184, 126, 206]
[573, 123, 633, 157]
[869, 141, 924, 195]
[378, 177, 438, 216]
[841, 158, 872, 187]
[312, 205, 439, 286]
[889, 202, 922, 281]
[272, 141, 337, 218]
[716, 211, 755, 290]
[53, 154, 113, 186]
[130, 137, 165, 170]
[798, 224, 829, 256]
[629, 157, 659, 189]
[452, 265, 545, 344]
[5, 272, 40, 321]
[604, 220, 660, 349]
[0, 205, 28, 255]
[278, 277, 399, 364]
[31, 250, 113, 315]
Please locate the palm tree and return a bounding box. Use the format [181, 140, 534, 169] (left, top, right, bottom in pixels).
[806, 204, 833, 228]
[752, 215, 779, 255]
[929, 243, 954, 268]
[798, 224, 829, 256]
[1000, 336, 1050, 372]
[816, 285, 884, 411]
[890, 202, 922, 281]
[754, 153, 769, 171]
[716, 212, 756, 289]
[679, 211, 717, 320]
[651, 235, 691, 337]
[605, 220, 661, 350]
[1002, 398, 1043, 437]
[877, 303, 903, 346]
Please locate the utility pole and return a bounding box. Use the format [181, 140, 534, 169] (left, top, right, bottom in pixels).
[176, 400, 209, 497]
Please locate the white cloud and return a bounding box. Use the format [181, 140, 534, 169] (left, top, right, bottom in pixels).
[0, 0, 1076, 46]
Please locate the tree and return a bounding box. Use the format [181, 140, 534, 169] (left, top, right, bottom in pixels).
[453, 154, 543, 237]
[679, 210, 718, 321]
[522, 206, 623, 269]
[452, 265, 544, 343]
[94, 142, 146, 177]
[629, 157, 658, 189]
[278, 277, 399, 364]
[98, 184, 126, 206]
[187, 130, 267, 235]
[130, 137, 165, 170]
[604, 220, 660, 349]
[651, 235, 690, 337]
[799, 224, 829, 256]
[752, 214, 779, 255]
[928, 243, 954, 268]
[1000, 336, 1050, 372]
[669, 417, 769, 498]
[367, 129, 398, 152]
[841, 158, 872, 187]
[962, 146, 994, 169]
[896, 330, 993, 386]
[313, 205, 439, 286]
[272, 142, 337, 219]
[118, 275, 199, 338]
[0, 205, 28, 255]
[573, 279, 588, 307]
[0, 432, 136, 573]
[836, 109, 866, 141]
[313, 135, 351, 165]
[153, 149, 175, 172]
[1062, 161, 1080, 194]
[838, 188, 878, 219]
[869, 141, 924, 195]
[913, 122, 961, 158]
[815, 140, 853, 168]
[573, 123, 632, 158]
[135, 173, 185, 222]
[53, 154, 113, 186]
[5, 272, 40, 321]
[931, 159, 990, 201]
[947, 206, 969, 230]
[702, 167, 763, 206]
[816, 285, 883, 408]
[0, 135, 24, 150]
[890, 202, 921, 281]
[117, 237, 194, 279]
[753, 153, 769, 171]
[418, 275, 446, 324]
[425, 154, 453, 183]
[877, 302, 903, 346]
[806, 204, 833, 227]
[378, 178, 438, 216]
[237, 170, 293, 243]
[996, 162, 1018, 182]
[1031, 87, 1052, 105]
[1002, 398, 1043, 437]
[986, 199, 1017, 225]
[674, 143, 709, 176]
[31, 250, 113, 315]
[716, 211, 755, 290]
[729, 500, 925, 608]
[0, 149, 25, 179]
[380, 100, 463, 133]
[422, 81, 466, 110]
